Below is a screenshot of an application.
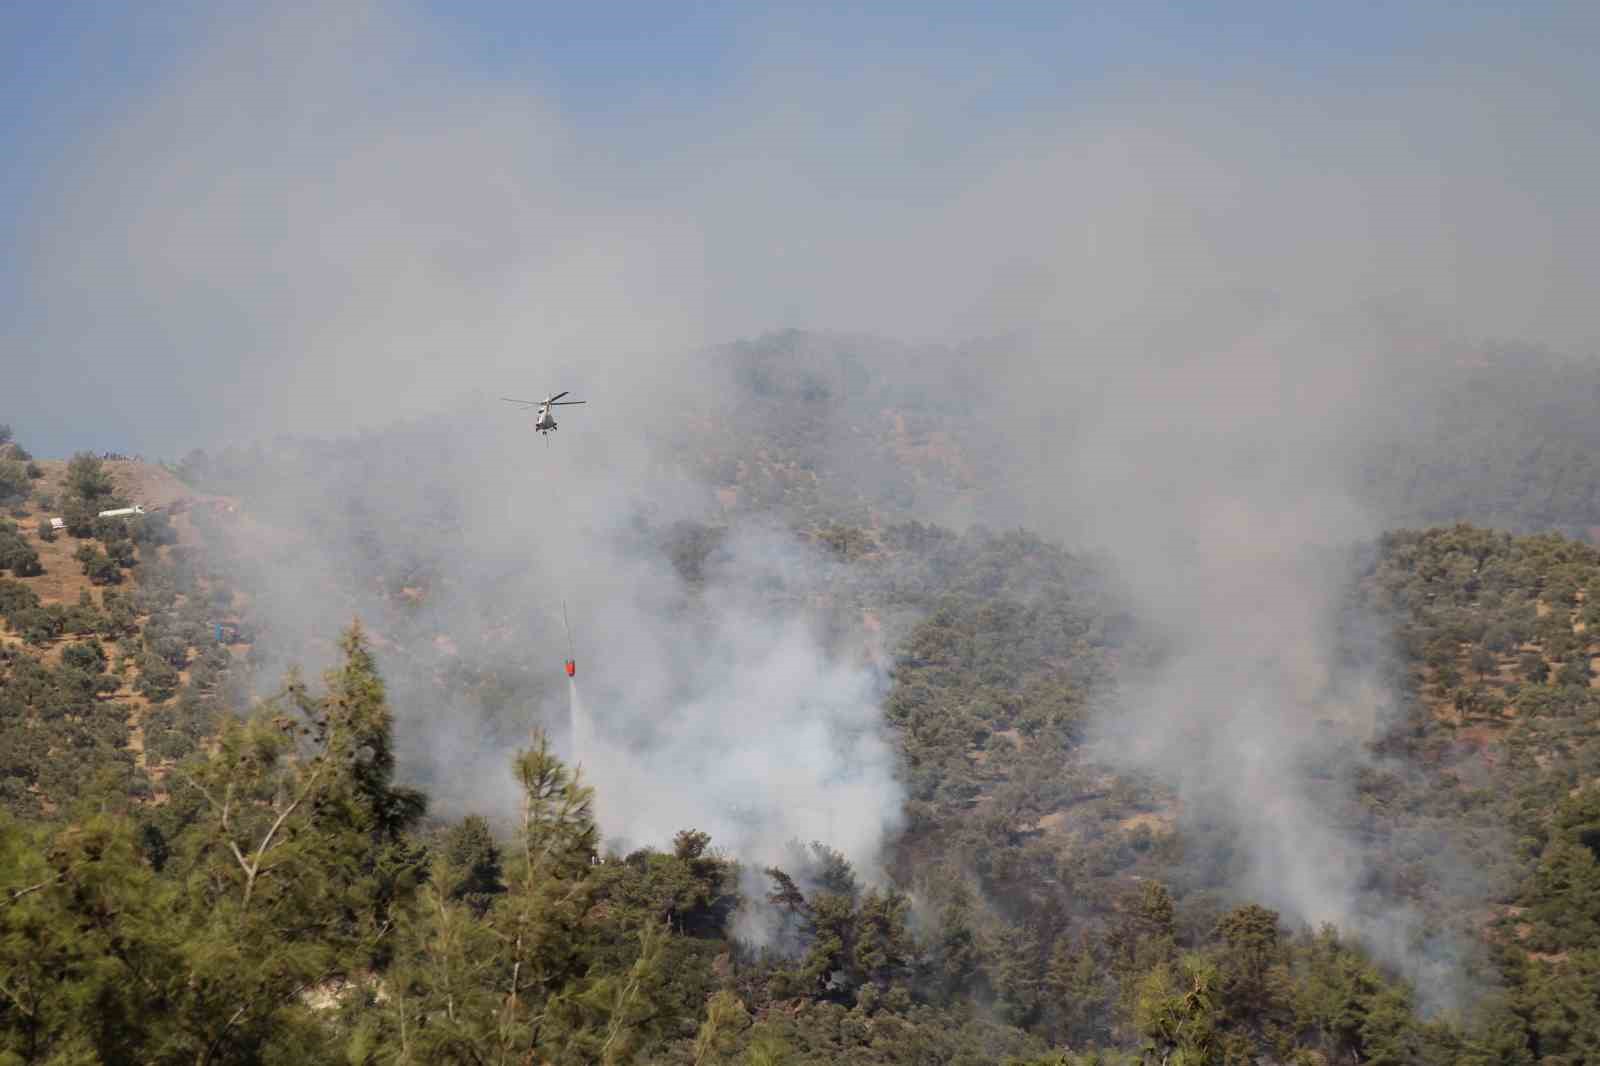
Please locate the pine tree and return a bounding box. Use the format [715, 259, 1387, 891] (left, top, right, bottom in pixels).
[992, 922, 1045, 1028]
[386, 858, 506, 1064]
[1133, 953, 1223, 1066]
[0, 811, 171, 1064]
[163, 622, 426, 1064]
[852, 887, 915, 997]
[1045, 933, 1109, 1048]
[1215, 904, 1287, 1028]
[690, 989, 751, 1065]
[929, 884, 985, 1006]
[387, 731, 647, 1065]
[438, 814, 505, 916]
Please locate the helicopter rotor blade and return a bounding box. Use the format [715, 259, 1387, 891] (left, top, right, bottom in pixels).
[500, 397, 539, 406]
[549, 391, 569, 403]
[550, 401, 585, 406]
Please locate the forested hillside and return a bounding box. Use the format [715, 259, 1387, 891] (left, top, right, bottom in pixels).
[613, 332, 1600, 539]
[14, 0, 1600, 1053]
[1354, 357, 1600, 539]
[8, 384, 1600, 1063]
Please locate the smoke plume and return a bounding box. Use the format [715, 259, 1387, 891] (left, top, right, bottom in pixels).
[11, 0, 1599, 1001]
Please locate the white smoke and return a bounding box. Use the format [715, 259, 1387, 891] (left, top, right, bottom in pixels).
[13, 0, 1596, 1009]
[568, 525, 902, 872]
[981, 311, 1490, 1012]
[194, 420, 907, 875]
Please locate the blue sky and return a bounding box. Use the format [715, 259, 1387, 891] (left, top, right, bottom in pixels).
[4, 2, 1597, 457]
[0, 1, 1562, 234]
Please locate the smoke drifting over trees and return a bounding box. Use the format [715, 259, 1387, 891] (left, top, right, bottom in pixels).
[6, 2, 1600, 1056]
[12, 3, 1600, 455]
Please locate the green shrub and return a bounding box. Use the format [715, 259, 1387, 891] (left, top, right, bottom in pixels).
[60, 640, 108, 674]
[65, 451, 115, 500]
[75, 543, 122, 586]
[0, 523, 42, 576]
[0, 460, 28, 502]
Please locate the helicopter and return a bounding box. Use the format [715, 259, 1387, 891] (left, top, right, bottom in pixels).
[501, 391, 586, 437]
